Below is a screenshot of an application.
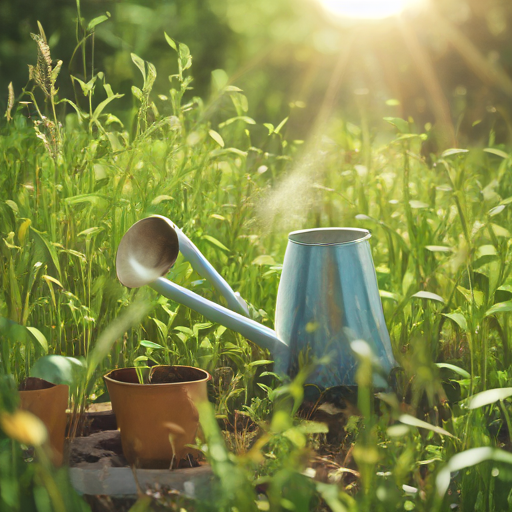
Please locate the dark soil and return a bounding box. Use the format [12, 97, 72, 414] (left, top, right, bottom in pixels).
[149, 366, 207, 384]
[106, 366, 208, 385]
[19, 377, 56, 391]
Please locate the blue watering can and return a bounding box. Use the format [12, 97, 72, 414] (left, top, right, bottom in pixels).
[116, 216, 396, 388]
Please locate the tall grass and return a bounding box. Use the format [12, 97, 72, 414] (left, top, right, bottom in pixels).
[1, 14, 512, 512]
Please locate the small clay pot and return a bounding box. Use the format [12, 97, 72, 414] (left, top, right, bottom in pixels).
[19, 377, 69, 466]
[104, 366, 210, 469]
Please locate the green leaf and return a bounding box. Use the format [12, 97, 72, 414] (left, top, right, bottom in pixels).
[263, 123, 274, 135]
[484, 148, 509, 159]
[199, 337, 213, 350]
[92, 93, 124, 123]
[218, 116, 256, 128]
[131, 53, 146, 82]
[489, 204, 506, 217]
[164, 32, 177, 51]
[26, 326, 48, 353]
[93, 164, 107, 181]
[396, 133, 427, 141]
[37, 20, 47, 42]
[436, 447, 512, 498]
[490, 223, 511, 237]
[467, 387, 512, 409]
[252, 255, 276, 266]
[0, 316, 27, 339]
[192, 322, 213, 337]
[210, 147, 248, 158]
[87, 13, 110, 31]
[442, 312, 468, 331]
[412, 291, 444, 303]
[103, 84, 114, 98]
[202, 235, 230, 252]
[30, 227, 62, 280]
[57, 99, 84, 120]
[151, 195, 173, 205]
[274, 116, 289, 134]
[65, 194, 108, 207]
[77, 226, 104, 238]
[379, 290, 401, 301]
[315, 482, 352, 512]
[399, 414, 457, 438]
[140, 340, 164, 350]
[132, 86, 143, 101]
[299, 420, 329, 434]
[71, 75, 96, 96]
[179, 43, 192, 71]
[248, 360, 274, 367]
[384, 117, 409, 133]
[208, 129, 224, 148]
[485, 301, 512, 317]
[476, 244, 497, 258]
[425, 245, 452, 253]
[152, 317, 168, 340]
[436, 363, 470, 379]
[441, 148, 469, 157]
[5, 200, 18, 214]
[174, 326, 193, 336]
[30, 355, 83, 386]
[457, 285, 484, 307]
[127, 496, 153, 512]
[230, 92, 249, 115]
[409, 200, 429, 209]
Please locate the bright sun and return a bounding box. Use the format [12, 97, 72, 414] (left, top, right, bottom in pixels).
[318, 0, 423, 19]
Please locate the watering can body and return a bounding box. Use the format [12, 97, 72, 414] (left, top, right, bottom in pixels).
[116, 217, 396, 389]
[275, 228, 395, 388]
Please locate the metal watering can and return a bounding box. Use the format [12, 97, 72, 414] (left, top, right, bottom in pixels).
[116, 216, 396, 388]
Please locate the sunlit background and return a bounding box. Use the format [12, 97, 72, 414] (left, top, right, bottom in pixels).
[0, 0, 511, 149]
[319, 0, 424, 19]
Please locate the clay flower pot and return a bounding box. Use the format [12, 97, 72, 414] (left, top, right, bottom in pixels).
[104, 365, 211, 469]
[19, 377, 69, 466]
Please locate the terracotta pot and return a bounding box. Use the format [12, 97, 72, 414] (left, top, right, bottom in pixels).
[104, 366, 210, 469]
[19, 377, 69, 466]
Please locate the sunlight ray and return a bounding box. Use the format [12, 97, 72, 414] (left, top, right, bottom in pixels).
[319, 0, 423, 19]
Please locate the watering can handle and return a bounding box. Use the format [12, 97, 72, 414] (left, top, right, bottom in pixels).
[175, 227, 250, 317]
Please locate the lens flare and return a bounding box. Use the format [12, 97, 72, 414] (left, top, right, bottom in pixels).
[319, 0, 423, 19]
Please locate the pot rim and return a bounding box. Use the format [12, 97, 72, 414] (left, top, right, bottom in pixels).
[103, 365, 212, 387]
[288, 227, 371, 246]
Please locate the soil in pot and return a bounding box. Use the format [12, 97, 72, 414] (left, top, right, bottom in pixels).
[104, 365, 210, 469]
[19, 377, 69, 466]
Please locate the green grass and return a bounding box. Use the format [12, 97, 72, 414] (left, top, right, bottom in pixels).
[1, 15, 512, 512]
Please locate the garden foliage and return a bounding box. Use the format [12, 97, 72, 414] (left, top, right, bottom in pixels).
[1, 13, 512, 512]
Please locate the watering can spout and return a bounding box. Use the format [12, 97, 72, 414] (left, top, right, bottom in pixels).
[150, 277, 287, 358]
[116, 216, 289, 364]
